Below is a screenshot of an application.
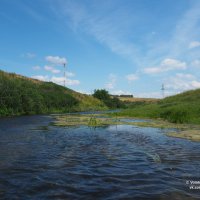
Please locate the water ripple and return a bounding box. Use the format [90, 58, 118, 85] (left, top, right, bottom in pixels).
[0, 115, 200, 199]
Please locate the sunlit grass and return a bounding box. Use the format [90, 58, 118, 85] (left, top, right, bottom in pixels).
[113, 89, 200, 125]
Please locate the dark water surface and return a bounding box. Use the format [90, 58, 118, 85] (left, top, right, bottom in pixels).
[0, 115, 200, 200]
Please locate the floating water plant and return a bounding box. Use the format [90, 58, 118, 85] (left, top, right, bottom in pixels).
[88, 116, 98, 126]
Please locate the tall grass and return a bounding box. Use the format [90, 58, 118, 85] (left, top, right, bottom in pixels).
[114, 89, 200, 124]
[0, 70, 107, 116]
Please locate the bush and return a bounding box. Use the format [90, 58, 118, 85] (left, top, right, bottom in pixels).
[92, 89, 125, 109]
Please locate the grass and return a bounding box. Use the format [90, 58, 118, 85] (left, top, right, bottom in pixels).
[113, 88, 200, 125]
[109, 89, 200, 141]
[119, 96, 158, 103]
[0, 70, 107, 116]
[72, 94, 107, 112]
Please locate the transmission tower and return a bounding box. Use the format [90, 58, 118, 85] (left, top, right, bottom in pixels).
[161, 83, 165, 98]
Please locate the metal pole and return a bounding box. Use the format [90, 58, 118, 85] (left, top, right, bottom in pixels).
[161, 84, 165, 98]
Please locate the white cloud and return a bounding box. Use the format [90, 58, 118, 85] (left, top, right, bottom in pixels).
[135, 92, 162, 98]
[111, 90, 132, 95]
[105, 74, 117, 89]
[66, 79, 80, 86]
[144, 2, 200, 68]
[43, 65, 75, 76]
[56, 1, 141, 65]
[176, 73, 195, 79]
[76, 89, 91, 95]
[126, 74, 139, 81]
[51, 76, 80, 86]
[143, 67, 162, 74]
[165, 73, 200, 91]
[32, 65, 41, 70]
[66, 71, 75, 77]
[167, 2, 200, 57]
[32, 75, 48, 81]
[20, 2, 46, 22]
[44, 65, 60, 74]
[144, 58, 187, 74]
[105, 83, 114, 90]
[50, 76, 65, 84]
[31, 75, 80, 86]
[45, 56, 67, 65]
[22, 52, 36, 58]
[191, 80, 200, 88]
[50, 0, 200, 70]
[27, 53, 36, 58]
[135, 91, 176, 98]
[189, 41, 200, 49]
[191, 59, 200, 68]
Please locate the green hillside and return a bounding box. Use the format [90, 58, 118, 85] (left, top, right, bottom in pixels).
[0, 70, 107, 116]
[115, 89, 200, 124]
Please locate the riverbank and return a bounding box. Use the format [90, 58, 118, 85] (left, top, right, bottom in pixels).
[113, 88, 200, 125]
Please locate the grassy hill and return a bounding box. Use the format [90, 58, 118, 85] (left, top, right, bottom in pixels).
[0, 70, 107, 116]
[115, 89, 200, 124]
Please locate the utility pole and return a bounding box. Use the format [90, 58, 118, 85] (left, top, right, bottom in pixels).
[161, 83, 165, 98]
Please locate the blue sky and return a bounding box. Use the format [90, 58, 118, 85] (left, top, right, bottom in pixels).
[1, 0, 200, 98]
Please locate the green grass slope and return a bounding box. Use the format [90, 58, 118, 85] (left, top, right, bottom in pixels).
[0, 70, 106, 116]
[115, 89, 200, 124]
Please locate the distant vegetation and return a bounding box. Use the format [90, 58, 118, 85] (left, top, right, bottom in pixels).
[119, 96, 158, 103]
[0, 70, 106, 116]
[92, 89, 125, 109]
[114, 89, 200, 124]
[1, 70, 199, 125]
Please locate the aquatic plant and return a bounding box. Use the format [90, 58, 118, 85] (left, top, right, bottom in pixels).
[52, 114, 200, 142]
[88, 116, 98, 126]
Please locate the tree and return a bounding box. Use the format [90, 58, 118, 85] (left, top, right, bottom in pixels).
[93, 89, 124, 109]
[93, 89, 110, 101]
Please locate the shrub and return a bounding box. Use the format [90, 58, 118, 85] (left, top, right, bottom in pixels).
[93, 89, 125, 109]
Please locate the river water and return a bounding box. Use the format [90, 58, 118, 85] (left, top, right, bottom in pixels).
[0, 115, 200, 199]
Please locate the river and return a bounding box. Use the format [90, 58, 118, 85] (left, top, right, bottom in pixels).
[0, 115, 200, 199]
